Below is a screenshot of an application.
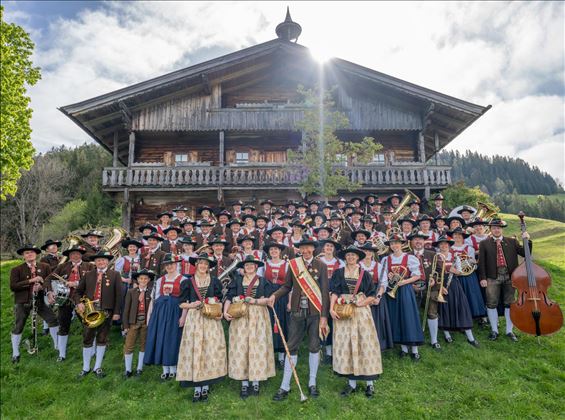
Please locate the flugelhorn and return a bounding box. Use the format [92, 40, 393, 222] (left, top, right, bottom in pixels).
[386, 265, 408, 299]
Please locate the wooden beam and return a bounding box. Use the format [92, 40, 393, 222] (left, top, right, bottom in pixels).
[434, 132, 440, 164]
[119, 101, 132, 130]
[434, 126, 458, 138]
[418, 131, 426, 163]
[219, 130, 225, 166]
[201, 74, 211, 95]
[122, 188, 132, 233]
[128, 131, 136, 167]
[113, 131, 119, 167]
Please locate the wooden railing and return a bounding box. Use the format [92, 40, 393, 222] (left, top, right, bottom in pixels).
[102, 164, 451, 190]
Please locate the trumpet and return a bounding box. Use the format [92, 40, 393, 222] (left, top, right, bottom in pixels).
[436, 254, 454, 303]
[386, 266, 408, 299]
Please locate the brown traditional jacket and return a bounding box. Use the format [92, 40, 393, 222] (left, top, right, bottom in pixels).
[40, 254, 61, 269]
[122, 287, 152, 329]
[10, 261, 52, 304]
[139, 248, 166, 277]
[73, 268, 122, 315]
[273, 257, 329, 318]
[478, 236, 531, 280]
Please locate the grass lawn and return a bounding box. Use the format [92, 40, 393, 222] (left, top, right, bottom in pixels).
[519, 193, 565, 205]
[1, 214, 564, 419]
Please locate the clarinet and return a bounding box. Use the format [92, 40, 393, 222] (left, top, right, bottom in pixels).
[24, 288, 39, 355]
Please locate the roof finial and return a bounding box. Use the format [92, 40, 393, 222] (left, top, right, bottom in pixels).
[275, 6, 302, 42]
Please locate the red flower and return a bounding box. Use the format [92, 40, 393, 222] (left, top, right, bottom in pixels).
[204, 297, 210, 304]
[238, 295, 245, 300]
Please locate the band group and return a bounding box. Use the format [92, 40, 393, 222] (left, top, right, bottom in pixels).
[9, 192, 530, 402]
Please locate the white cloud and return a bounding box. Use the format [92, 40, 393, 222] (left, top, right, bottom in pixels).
[6, 1, 563, 182]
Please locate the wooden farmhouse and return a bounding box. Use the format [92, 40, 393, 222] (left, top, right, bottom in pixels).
[60, 9, 490, 231]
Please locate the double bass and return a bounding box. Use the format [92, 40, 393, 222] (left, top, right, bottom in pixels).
[510, 212, 563, 336]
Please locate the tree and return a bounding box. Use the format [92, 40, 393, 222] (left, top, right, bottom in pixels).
[0, 6, 41, 200]
[442, 181, 499, 213]
[288, 85, 382, 200]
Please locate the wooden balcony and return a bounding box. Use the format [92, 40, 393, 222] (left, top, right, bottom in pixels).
[102, 164, 451, 192]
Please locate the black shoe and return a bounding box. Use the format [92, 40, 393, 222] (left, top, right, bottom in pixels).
[308, 385, 320, 398]
[240, 386, 249, 400]
[506, 332, 518, 342]
[77, 369, 90, 378]
[160, 373, 168, 381]
[444, 335, 453, 343]
[201, 389, 209, 402]
[94, 368, 106, 378]
[251, 385, 260, 396]
[324, 354, 333, 365]
[125, 371, 133, 378]
[12, 356, 20, 364]
[411, 353, 421, 362]
[431, 342, 442, 351]
[488, 331, 499, 341]
[167, 372, 176, 380]
[56, 356, 65, 362]
[273, 388, 289, 401]
[192, 391, 201, 403]
[399, 350, 409, 358]
[340, 385, 356, 397]
[42, 329, 49, 336]
[135, 369, 143, 377]
[365, 384, 375, 398]
[467, 339, 480, 348]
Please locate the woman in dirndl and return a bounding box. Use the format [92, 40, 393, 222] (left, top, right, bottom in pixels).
[176, 253, 226, 403]
[433, 236, 479, 347]
[330, 246, 382, 398]
[263, 242, 289, 369]
[383, 234, 425, 361]
[224, 255, 275, 399]
[179, 237, 197, 276]
[358, 242, 393, 351]
[449, 227, 486, 319]
[317, 238, 344, 364]
[144, 253, 185, 379]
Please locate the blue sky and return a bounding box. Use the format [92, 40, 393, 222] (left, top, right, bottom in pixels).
[3, 1, 564, 182]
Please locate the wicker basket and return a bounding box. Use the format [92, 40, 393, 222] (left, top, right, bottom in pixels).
[334, 303, 354, 320]
[202, 303, 222, 319]
[227, 301, 248, 319]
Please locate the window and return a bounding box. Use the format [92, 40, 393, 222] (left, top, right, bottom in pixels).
[372, 153, 385, 165]
[175, 154, 188, 164]
[235, 152, 249, 164]
[335, 154, 348, 166]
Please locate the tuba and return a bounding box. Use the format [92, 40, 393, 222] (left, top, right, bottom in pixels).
[472, 202, 498, 234]
[392, 189, 419, 221]
[77, 297, 107, 329]
[105, 227, 127, 261]
[58, 234, 83, 266]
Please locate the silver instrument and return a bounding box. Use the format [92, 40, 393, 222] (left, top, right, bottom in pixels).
[44, 273, 71, 308]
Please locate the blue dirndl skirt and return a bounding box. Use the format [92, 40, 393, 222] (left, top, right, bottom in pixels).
[144, 295, 182, 366]
[371, 300, 394, 350]
[459, 272, 486, 318]
[438, 276, 473, 331]
[386, 285, 424, 346]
